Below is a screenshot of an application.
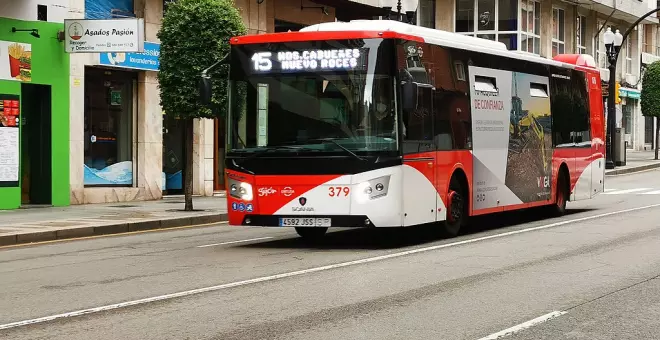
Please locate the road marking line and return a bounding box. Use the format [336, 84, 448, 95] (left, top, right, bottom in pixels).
[604, 188, 618, 192]
[197, 237, 273, 248]
[603, 188, 651, 195]
[640, 190, 660, 195]
[2, 203, 660, 331]
[476, 311, 567, 340]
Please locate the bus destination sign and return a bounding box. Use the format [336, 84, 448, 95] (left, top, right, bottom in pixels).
[250, 48, 367, 73]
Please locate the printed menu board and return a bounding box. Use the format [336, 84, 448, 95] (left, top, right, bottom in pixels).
[0, 94, 20, 187]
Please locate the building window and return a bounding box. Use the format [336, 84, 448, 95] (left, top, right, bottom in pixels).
[455, 0, 518, 50]
[595, 21, 615, 69]
[521, 0, 541, 54]
[576, 15, 587, 54]
[84, 68, 135, 186]
[418, 0, 435, 28]
[625, 37, 633, 75]
[552, 8, 565, 56]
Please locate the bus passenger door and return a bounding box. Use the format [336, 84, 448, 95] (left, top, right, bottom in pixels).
[570, 71, 596, 201]
[590, 72, 605, 197]
[401, 83, 437, 226]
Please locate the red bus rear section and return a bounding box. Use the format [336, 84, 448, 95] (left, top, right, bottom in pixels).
[223, 20, 604, 239]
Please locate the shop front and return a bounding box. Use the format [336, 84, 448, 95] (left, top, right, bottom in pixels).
[0, 17, 70, 210]
[78, 39, 175, 201]
[619, 86, 640, 149]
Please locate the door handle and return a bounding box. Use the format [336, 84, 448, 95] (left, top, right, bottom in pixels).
[427, 162, 433, 168]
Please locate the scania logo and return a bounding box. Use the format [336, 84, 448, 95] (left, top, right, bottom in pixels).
[299, 197, 307, 206]
[258, 187, 277, 197]
[281, 187, 295, 197]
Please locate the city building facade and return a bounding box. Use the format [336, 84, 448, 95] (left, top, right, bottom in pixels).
[2, 0, 660, 211]
[0, 1, 71, 210]
[417, 0, 660, 151]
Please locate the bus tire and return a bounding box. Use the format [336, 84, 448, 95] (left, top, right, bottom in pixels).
[441, 175, 467, 237]
[295, 227, 327, 241]
[550, 168, 569, 216]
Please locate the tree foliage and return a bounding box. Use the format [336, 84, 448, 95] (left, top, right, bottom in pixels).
[158, 0, 246, 119]
[641, 61, 660, 118]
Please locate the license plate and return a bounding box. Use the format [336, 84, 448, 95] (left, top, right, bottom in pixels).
[278, 218, 331, 227]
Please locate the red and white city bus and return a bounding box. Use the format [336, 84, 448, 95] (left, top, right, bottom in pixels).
[218, 19, 604, 240]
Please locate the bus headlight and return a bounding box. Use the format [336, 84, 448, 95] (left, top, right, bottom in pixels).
[355, 175, 390, 203]
[229, 179, 253, 201]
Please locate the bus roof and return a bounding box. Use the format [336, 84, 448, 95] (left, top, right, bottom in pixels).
[230, 19, 597, 70]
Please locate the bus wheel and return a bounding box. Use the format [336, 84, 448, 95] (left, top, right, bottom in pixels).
[295, 227, 327, 241]
[442, 178, 465, 237]
[550, 171, 568, 216]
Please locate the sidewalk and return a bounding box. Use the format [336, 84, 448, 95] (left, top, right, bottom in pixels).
[605, 149, 660, 176]
[0, 196, 227, 247]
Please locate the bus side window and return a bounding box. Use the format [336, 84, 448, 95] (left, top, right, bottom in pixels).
[402, 85, 434, 154]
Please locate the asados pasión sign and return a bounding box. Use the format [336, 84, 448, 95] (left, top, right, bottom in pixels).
[64, 19, 145, 53]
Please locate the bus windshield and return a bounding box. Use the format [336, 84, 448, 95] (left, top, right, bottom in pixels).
[228, 38, 397, 155]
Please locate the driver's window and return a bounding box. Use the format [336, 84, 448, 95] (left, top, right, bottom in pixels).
[398, 41, 434, 154]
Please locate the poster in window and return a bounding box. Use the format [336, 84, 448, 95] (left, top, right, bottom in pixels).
[0, 41, 32, 82]
[0, 94, 21, 187]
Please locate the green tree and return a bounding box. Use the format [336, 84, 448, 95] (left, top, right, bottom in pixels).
[158, 0, 246, 210]
[641, 60, 660, 160]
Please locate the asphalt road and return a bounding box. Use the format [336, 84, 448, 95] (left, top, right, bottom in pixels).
[2, 169, 660, 340]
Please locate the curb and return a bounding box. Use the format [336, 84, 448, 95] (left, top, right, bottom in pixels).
[0, 213, 228, 247]
[605, 162, 660, 176]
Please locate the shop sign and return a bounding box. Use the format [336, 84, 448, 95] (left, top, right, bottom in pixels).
[98, 42, 160, 71]
[0, 94, 20, 187]
[64, 18, 145, 53]
[619, 87, 641, 99]
[0, 41, 32, 82]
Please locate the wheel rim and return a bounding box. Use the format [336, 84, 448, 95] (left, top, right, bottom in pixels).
[447, 190, 463, 223]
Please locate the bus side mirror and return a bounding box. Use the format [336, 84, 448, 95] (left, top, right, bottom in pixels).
[402, 81, 418, 112]
[199, 76, 212, 106]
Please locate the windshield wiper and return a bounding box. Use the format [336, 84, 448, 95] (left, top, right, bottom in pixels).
[303, 138, 367, 161]
[234, 145, 312, 164]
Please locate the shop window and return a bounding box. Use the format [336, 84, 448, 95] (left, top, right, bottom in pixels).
[623, 104, 632, 134]
[84, 69, 135, 186]
[552, 8, 565, 56]
[576, 15, 587, 54]
[645, 116, 654, 145]
[163, 113, 184, 193]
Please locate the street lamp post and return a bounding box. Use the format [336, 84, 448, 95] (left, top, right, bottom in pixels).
[604, 27, 623, 169]
[382, 0, 417, 23]
[602, 7, 660, 169]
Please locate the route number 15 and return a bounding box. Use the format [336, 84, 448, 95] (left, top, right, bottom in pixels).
[251, 52, 272, 71]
